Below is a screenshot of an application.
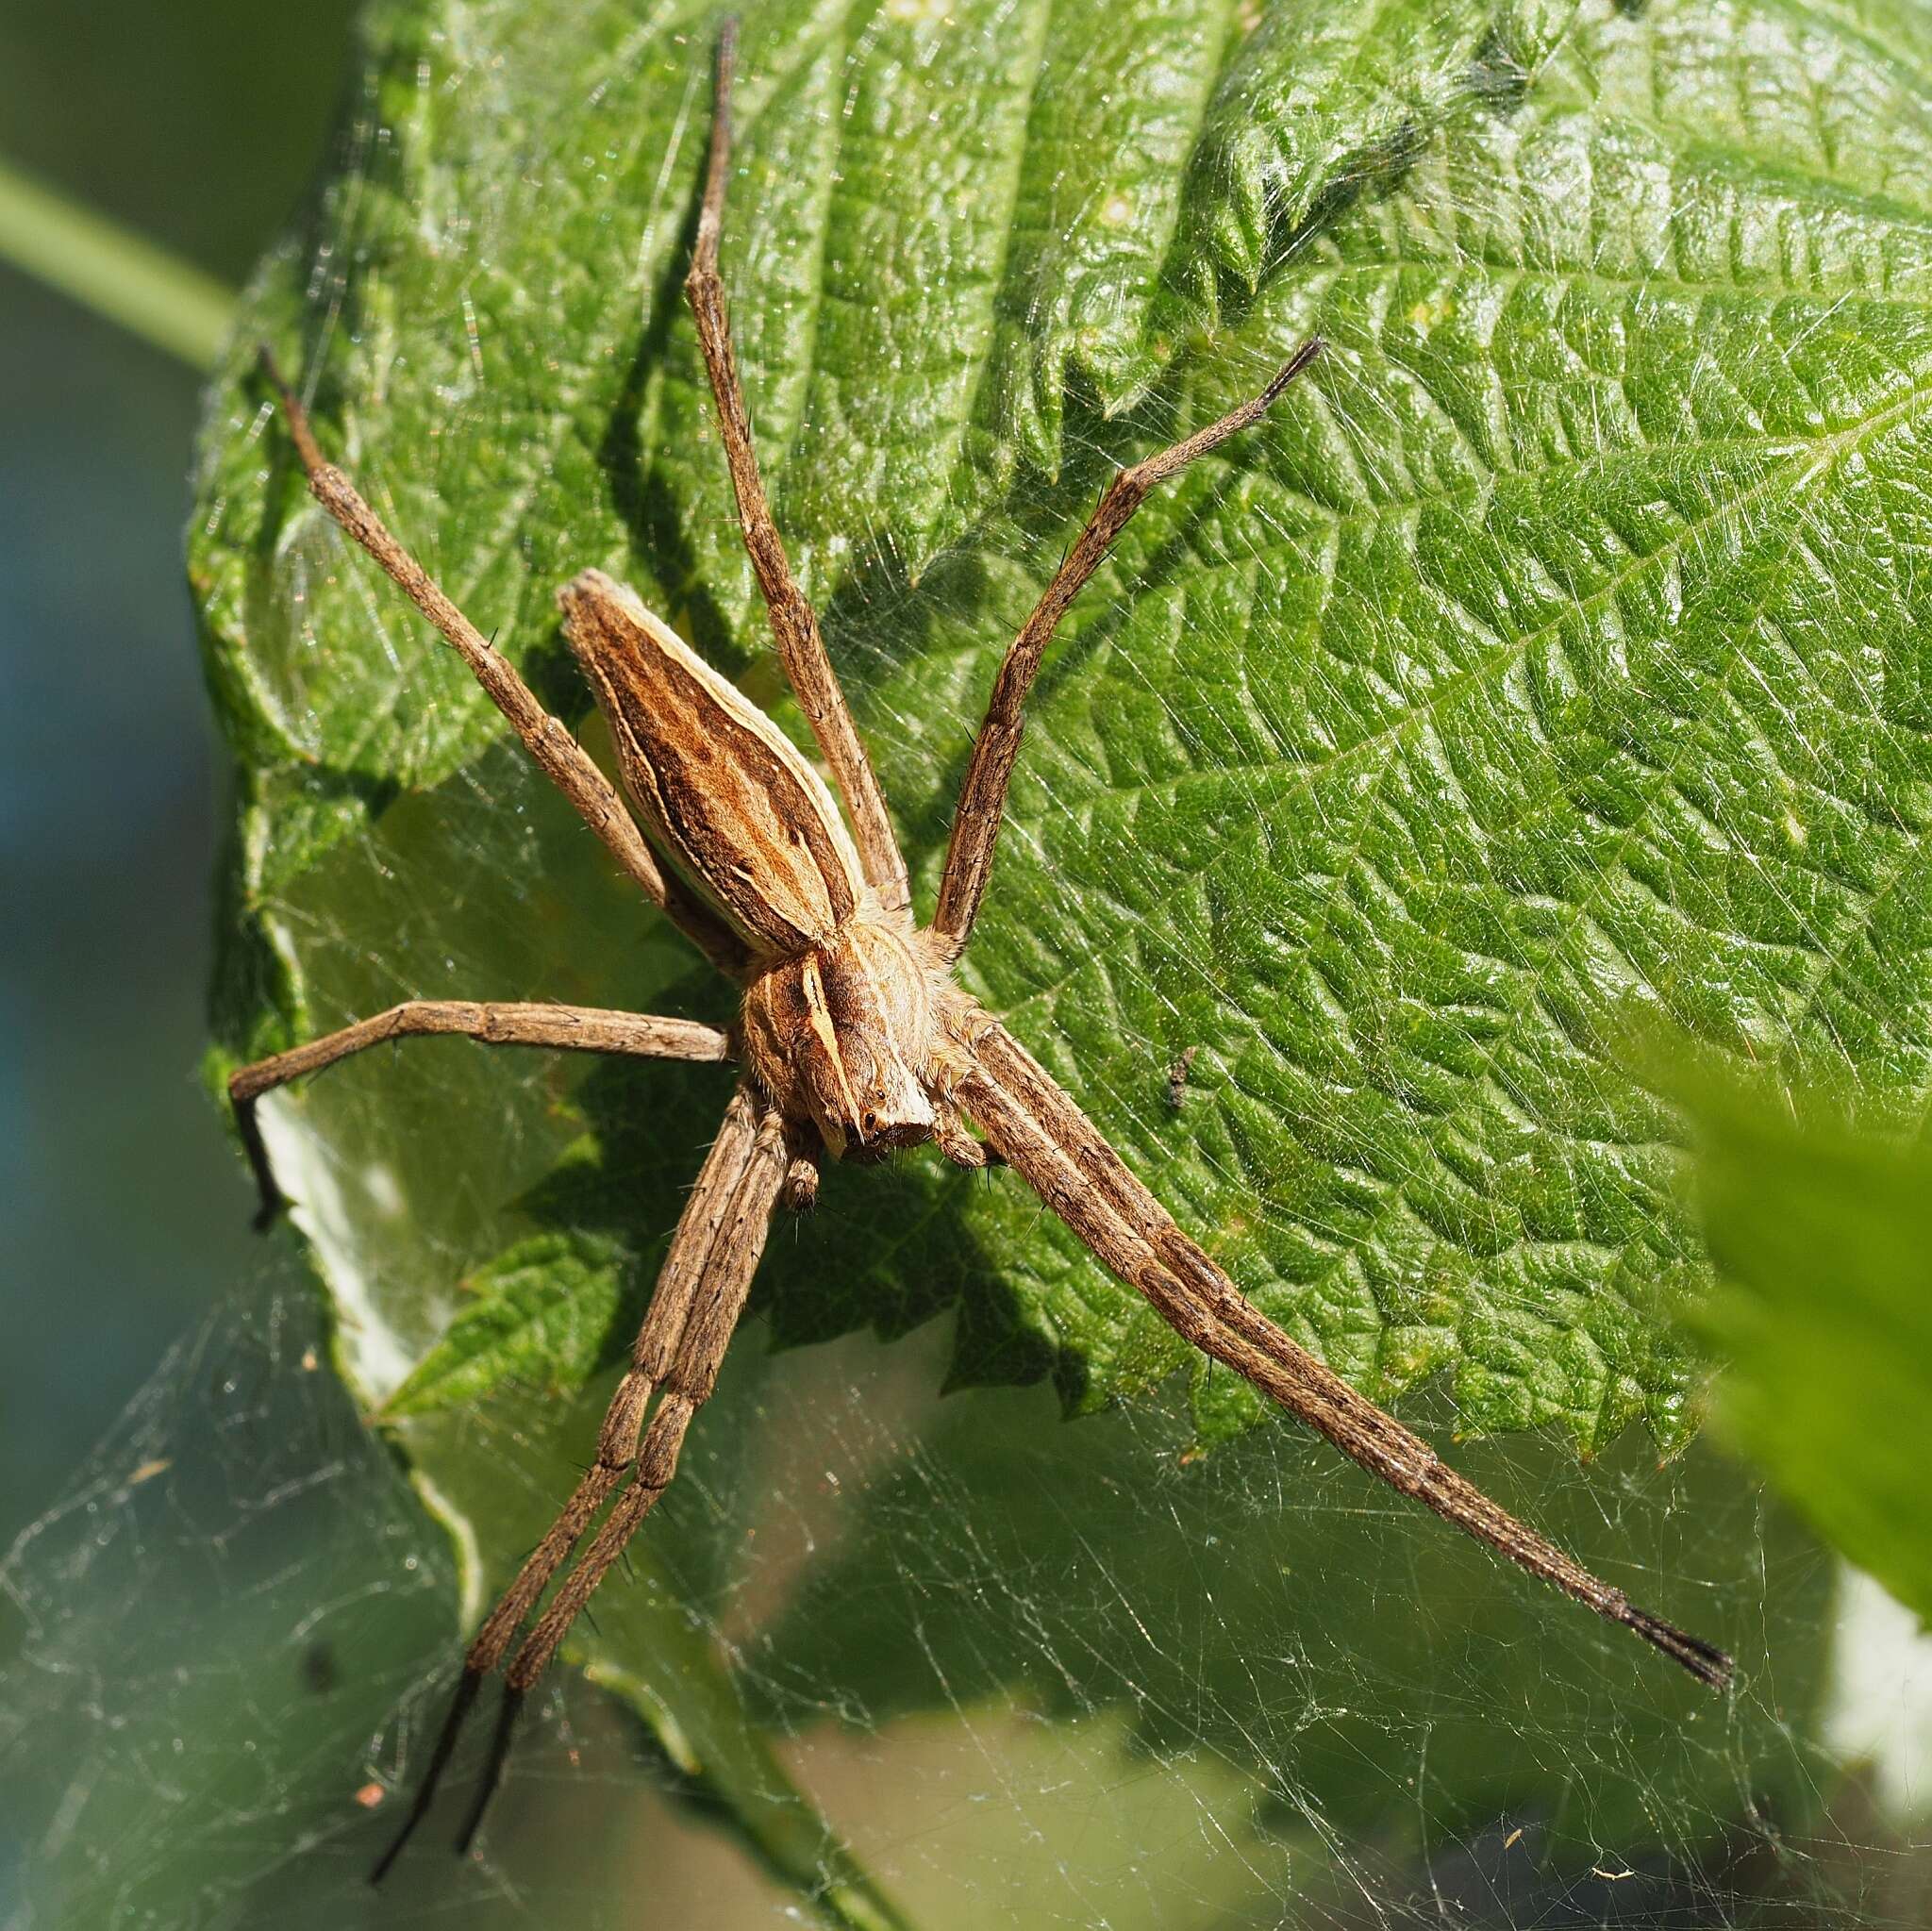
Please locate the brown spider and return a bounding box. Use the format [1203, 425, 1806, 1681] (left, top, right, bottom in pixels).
[228, 24, 1731, 1880]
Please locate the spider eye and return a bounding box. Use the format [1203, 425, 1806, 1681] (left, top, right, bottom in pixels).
[861, 1109, 878, 1133]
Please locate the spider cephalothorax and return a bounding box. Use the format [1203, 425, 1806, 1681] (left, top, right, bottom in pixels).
[226, 23, 1730, 1884]
[739, 919, 949, 1160]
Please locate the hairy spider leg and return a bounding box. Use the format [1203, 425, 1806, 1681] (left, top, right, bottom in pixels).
[369, 1089, 789, 1879]
[456, 1100, 791, 1853]
[684, 18, 910, 916]
[256, 351, 746, 978]
[952, 1015, 1733, 1690]
[931, 338, 1324, 950]
[904, 169, 1731, 1689]
[228, 1004, 728, 1228]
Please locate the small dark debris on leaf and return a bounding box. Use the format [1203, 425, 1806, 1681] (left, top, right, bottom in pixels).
[1167, 1045, 1199, 1110]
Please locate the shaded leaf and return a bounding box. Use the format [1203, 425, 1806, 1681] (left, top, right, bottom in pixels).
[1688, 1070, 1932, 1626]
[386, 1226, 627, 1418]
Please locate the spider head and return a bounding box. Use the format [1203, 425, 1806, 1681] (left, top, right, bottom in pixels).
[741, 914, 941, 1159]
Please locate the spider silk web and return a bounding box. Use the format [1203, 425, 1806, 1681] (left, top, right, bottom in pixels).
[13, 0, 1932, 1922]
[3, 1256, 1929, 1927]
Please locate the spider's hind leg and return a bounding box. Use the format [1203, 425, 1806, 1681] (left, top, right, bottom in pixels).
[255, 354, 743, 973]
[930, 338, 1323, 953]
[683, 23, 909, 916]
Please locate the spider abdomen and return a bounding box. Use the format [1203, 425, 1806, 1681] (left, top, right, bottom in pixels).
[560, 568, 866, 957]
[741, 915, 941, 1158]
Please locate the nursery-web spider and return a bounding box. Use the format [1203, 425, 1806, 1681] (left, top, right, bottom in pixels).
[229, 23, 1732, 1880]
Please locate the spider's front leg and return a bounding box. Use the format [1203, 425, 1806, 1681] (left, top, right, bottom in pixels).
[947, 1007, 1733, 1690]
[915, 315, 1727, 1683]
[370, 1086, 792, 1879]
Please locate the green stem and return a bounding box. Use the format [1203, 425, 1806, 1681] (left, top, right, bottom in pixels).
[0, 158, 234, 371]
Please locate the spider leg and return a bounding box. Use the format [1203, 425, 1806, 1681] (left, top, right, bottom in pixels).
[931, 338, 1323, 953]
[368, 1086, 783, 1882]
[783, 1145, 820, 1211]
[933, 1094, 998, 1170]
[228, 1002, 730, 1228]
[258, 354, 744, 976]
[683, 23, 910, 916]
[454, 1099, 791, 1856]
[953, 1015, 1733, 1691]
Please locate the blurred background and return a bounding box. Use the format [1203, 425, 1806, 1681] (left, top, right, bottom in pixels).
[0, 0, 360, 1545]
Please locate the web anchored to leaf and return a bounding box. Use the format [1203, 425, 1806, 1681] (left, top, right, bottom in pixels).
[235, 18, 1732, 1863]
[171, 0, 1932, 1921]
[1, 1280, 1886, 1928]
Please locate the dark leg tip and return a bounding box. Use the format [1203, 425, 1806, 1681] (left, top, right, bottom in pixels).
[1621, 1603, 1734, 1690]
[368, 1808, 416, 1889]
[453, 1687, 526, 1858]
[1264, 337, 1324, 403]
[368, 1668, 485, 1885]
[367, 1836, 405, 1889]
[232, 1094, 289, 1232]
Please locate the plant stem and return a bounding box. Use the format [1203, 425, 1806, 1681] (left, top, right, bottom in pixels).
[0, 158, 234, 371]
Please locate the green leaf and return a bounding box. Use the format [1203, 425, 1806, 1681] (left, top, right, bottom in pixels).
[1686, 1070, 1932, 1626]
[187, 0, 1932, 1909]
[1165, 0, 1577, 299]
[384, 1225, 626, 1418]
